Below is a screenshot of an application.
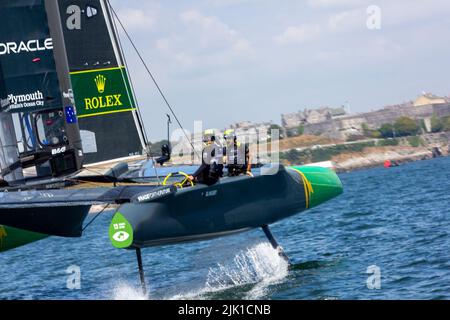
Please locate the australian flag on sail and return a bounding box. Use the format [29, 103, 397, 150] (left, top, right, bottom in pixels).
[65, 106, 78, 124]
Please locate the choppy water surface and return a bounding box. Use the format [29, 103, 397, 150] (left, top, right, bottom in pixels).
[1, 157, 449, 300]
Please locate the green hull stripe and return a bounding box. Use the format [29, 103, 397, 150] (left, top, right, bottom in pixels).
[290, 166, 343, 209]
[0, 225, 48, 253]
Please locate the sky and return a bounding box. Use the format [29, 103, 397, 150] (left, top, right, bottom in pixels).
[109, 0, 450, 141]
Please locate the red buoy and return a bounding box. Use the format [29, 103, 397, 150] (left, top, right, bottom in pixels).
[384, 160, 392, 168]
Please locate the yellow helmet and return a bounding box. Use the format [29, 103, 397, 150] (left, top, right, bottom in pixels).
[203, 129, 216, 143]
[224, 129, 237, 141]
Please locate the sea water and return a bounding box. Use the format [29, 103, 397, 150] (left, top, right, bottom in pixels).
[1, 157, 449, 300]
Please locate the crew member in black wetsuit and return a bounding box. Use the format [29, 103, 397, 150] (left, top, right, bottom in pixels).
[188, 129, 224, 186]
[0, 178, 9, 188]
[223, 129, 253, 177]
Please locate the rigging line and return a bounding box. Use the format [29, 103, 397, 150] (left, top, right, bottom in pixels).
[104, 1, 161, 186]
[82, 204, 111, 232]
[106, 1, 200, 159]
[107, 6, 149, 147]
[106, 1, 161, 184]
[106, 2, 166, 185]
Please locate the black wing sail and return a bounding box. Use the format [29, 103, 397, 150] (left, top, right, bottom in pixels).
[0, 60, 22, 182]
[0, 0, 84, 179]
[58, 0, 147, 164]
[0, 0, 89, 253]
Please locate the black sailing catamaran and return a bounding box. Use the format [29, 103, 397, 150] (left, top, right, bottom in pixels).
[0, 0, 151, 251]
[0, 0, 343, 294]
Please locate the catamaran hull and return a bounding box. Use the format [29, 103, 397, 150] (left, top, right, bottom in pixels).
[0, 188, 116, 248]
[0, 205, 92, 238]
[0, 226, 48, 252]
[114, 166, 343, 248]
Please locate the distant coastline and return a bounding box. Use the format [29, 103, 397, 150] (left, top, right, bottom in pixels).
[278, 132, 449, 173]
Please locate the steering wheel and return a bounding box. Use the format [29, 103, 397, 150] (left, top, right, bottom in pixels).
[162, 171, 194, 189]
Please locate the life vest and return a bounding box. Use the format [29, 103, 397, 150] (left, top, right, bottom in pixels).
[226, 141, 248, 167]
[202, 142, 224, 165]
[202, 142, 224, 179]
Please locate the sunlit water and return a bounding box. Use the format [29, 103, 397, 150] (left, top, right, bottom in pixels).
[1, 157, 449, 300]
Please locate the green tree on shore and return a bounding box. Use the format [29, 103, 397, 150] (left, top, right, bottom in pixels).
[268, 124, 284, 140]
[431, 115, 444, 132]
[431, 115, 450, 133]
[394, 117, 420, 137]
[441, 117, 450, 131]
[362, 123, 382, 139]
[361, 123, 370, 136]
[379, 117, 420, 138]
[379, 123, 395, 138]
[148, 140, 169, 156]
[281, 149, 305, 164]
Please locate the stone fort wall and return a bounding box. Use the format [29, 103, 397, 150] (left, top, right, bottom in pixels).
[302, 103, 450, 140]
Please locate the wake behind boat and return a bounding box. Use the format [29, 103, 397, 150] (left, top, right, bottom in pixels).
[106, 164, 342, 293]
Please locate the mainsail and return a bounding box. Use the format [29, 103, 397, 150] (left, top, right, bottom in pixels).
[58, 0, 148, 164]
[0, 0, 84, 178]
[0, 60, 22, 182]
[0, 0, 87, 252]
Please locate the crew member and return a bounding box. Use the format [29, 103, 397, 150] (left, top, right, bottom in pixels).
[188, 129, 224, 186]
[0, 178, 9, 188]
[223, 129, 253, 177]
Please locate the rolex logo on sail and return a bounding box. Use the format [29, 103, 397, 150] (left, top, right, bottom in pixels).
[84, 74, 123, 111]
[72, 67, 135, 118]
[95, 75, 106, 93]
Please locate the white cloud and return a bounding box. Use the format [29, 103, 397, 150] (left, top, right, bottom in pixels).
[377, 0, 450, 27]
[117, 8, 157, 31]
[328, 8, 364, 32]
[180, 9, 234, 35]
[112, 0, 450, 141]
[307, 0, 368, 9]
[274, 25, 321, 45]
[232, 39, 253, 54]
[205, 0, 261, 7]
[155, 10, 253, 71]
